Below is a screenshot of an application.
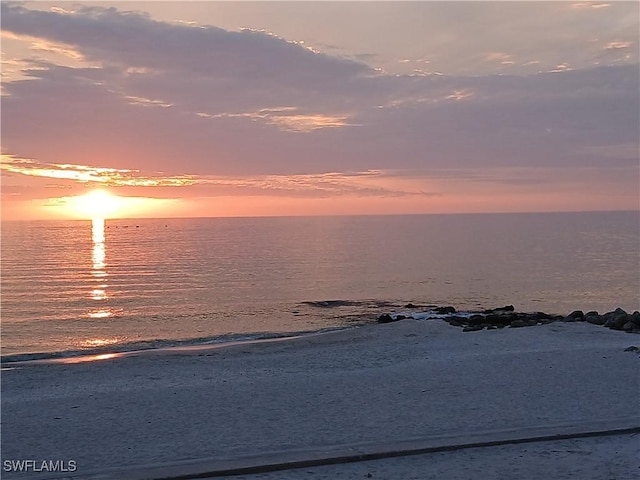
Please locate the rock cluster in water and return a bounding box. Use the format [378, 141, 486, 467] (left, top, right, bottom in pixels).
[378, 305, 640, 333]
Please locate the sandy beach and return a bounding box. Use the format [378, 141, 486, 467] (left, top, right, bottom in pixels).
[2, 320, 639, 479]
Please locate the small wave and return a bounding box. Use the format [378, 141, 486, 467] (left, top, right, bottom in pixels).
[301, 299, 400, 309]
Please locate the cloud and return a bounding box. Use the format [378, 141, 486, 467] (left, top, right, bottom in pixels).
[194, 171, 432, 198]
[2, 57, 637, 178]
[1, 154, 442, 199]
[1, 2, 638, 214]
[123, 95, 172, 108]
[1, 154, 196, 187]
[578, 143, 640, 161]
[571, 3, 611, 9]
[196, 107, 358, 133]
[1, 3, 371, 85]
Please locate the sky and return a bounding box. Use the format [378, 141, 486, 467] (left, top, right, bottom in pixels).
[1, 0, 638, 220]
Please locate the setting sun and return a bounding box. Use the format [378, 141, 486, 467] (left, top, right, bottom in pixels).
[36, 189, 181, 220]
[72, 189, 124, 219]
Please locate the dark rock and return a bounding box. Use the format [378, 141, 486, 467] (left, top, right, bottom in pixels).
[603, 308, 629, 330]
[378, 304, 635, 332]
[484, 305, 515, 313]
[485, 313, 517, 326]
[468, 314, 486, 326]
[463, 324, 484, 332]
[605, 313, 629, 330]
[623, 346, 639, 352]
[602, 311, 616, 324]
[528, 312, 553, 321]
[435, 306, 456, 314]
[586, 316, 605, 326]
[585, 311, 605, 325]
[538, 314, 561, 324]
[303, 300, 361, 308]
[622, 321, 635, 332]
[377, 314, 395, 324]
[563, 310, 584, 322]
[446, 316, 465, 327]
[484, 314, 499, 324]
[495, 305, 515, 312]
[521, 313, 550, 324]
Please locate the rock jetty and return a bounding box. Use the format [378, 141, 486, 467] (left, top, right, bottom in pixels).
[377, 305, 640, 333]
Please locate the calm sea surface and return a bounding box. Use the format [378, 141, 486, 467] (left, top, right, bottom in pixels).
[2, 212, 638, 359]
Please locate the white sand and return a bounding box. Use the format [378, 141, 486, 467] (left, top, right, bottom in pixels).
[2, 320, 639, 479]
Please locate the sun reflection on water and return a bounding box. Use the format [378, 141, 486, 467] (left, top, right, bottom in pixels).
[92, 218, 106, 273]
[88, 309, 113, 318]
[91, 288, 108, 300]
[89, 218, 114, 318]
[62, 353, 118, 364]
[81, 337, 121, 348]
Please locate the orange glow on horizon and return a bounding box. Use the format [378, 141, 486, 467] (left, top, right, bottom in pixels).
[38, 189, 181, 220]
[1, 185, 636, 222]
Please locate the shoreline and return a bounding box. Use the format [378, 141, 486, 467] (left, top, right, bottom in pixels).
[1, 327, 350, 367]
[3, 303, 638, 366]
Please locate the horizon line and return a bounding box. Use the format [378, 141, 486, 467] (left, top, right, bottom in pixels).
[1, 208, 638, 223]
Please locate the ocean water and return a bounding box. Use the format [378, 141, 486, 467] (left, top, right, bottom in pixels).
[1, 211, 638, 359]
